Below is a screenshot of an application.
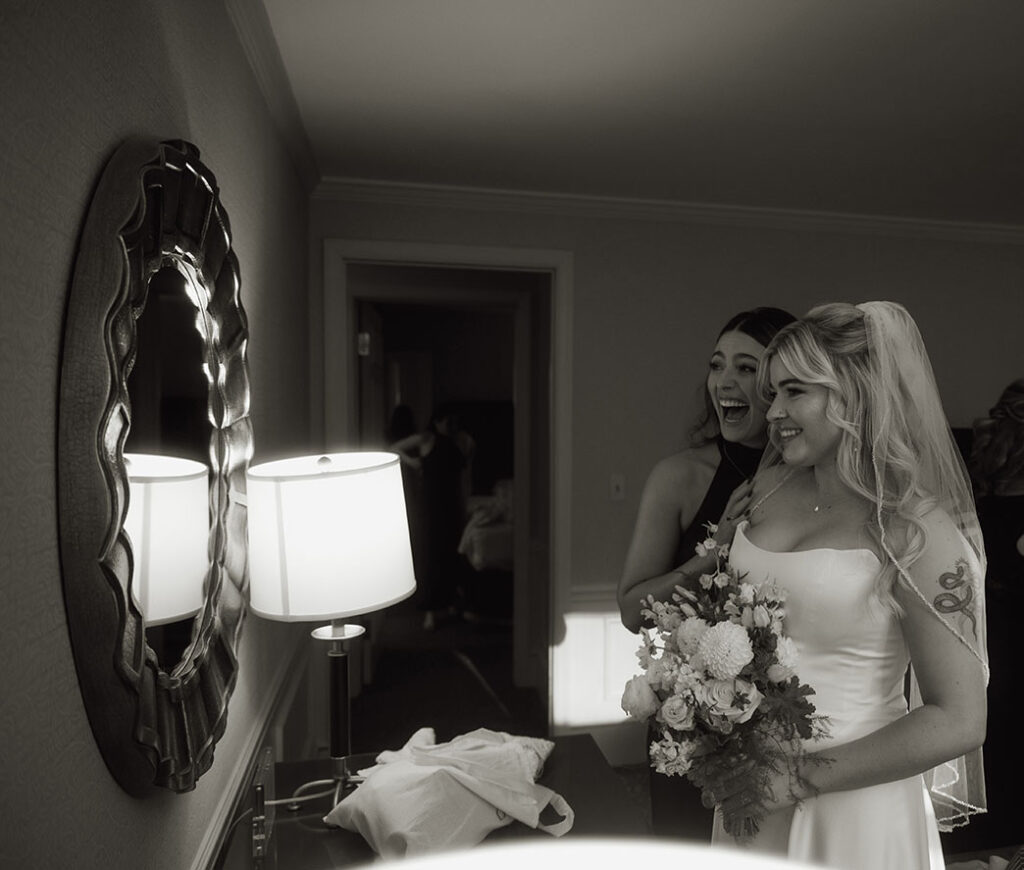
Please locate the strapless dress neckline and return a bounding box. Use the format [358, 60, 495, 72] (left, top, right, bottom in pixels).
[735, 521, 881, 566]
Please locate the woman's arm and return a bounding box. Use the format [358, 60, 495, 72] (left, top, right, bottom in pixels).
[390, 432, 426, 470]
[618, 454, 751, 632]
[714, 514, 987, 825]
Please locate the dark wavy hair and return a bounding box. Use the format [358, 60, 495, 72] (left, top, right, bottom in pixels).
[689, 306, 797, 445]
[969, 378, 1024, 496]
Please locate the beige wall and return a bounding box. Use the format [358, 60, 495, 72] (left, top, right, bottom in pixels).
[309, 199, 1023, 598]
[1, 2, 309, 867]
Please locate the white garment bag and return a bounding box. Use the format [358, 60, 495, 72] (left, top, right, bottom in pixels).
[324, 727, 574, 858]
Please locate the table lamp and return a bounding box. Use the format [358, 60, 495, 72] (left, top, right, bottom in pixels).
[247, 451, 417, 805]
[123, 453, 209, 626]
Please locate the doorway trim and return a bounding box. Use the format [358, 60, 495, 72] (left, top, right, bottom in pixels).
[322, 239, 573, 717]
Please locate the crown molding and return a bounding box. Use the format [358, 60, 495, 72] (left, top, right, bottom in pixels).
[315, 177, 1024, 244]
[225, 0, 319, 191]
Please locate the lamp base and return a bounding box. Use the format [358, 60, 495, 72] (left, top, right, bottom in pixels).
[282, 622, 368, 811]
[281, 752, 379, 810]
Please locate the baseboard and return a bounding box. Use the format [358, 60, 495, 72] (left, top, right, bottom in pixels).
[191, 629, 306, 870]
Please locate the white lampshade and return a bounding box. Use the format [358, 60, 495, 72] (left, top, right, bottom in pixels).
[246, 452, 416, 622]
[124, 453, 209, 626]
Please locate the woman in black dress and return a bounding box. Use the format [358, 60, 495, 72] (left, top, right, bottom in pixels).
[618, 306, 795, 840]
[392, 408, 470, 629]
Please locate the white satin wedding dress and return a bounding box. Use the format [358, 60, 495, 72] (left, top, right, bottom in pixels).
[712, 521, 945, 870]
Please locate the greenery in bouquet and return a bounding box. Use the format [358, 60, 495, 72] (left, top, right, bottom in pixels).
[621, 525, 829, 838]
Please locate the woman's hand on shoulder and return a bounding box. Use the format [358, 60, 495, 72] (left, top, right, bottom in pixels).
[712, 478, 755, 548]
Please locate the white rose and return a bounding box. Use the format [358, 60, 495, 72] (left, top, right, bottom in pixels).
[730, 678, 764, 724]
[659, 694, 695, 732]
[698, 678, 764, 729]
[621, 674, 660, 720]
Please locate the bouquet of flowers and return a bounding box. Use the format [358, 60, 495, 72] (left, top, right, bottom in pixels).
[621, 525, 829, 837]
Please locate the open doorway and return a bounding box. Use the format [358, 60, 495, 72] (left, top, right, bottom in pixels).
[344, 262, 552, 738]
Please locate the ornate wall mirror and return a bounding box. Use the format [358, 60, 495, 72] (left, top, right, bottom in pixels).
[57, 139, 252, 795]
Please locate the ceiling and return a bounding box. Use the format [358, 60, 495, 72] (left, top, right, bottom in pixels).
[260, 1, 1024, 225]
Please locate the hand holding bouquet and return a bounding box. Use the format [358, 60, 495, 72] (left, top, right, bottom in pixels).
[621, 525, 829, 838]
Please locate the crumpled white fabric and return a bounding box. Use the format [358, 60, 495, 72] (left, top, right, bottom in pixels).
[324, 727, 574, 858]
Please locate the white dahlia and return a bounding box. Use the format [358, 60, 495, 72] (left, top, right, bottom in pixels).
[674, 616, 709, 656]
[696, 620, 754, 680]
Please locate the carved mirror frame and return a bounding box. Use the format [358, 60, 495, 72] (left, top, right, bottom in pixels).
[57, 138, 252, 795]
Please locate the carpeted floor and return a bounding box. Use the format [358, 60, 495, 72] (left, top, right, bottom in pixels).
[349, 598, 546, 754]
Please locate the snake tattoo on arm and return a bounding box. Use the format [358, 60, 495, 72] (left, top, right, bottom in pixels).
[933, 559, 978, 640]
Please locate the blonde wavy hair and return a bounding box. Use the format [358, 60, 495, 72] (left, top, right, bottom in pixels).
[757, 302, 938, 612]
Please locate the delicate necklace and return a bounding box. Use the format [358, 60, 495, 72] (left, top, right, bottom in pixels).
[748, 469, 795, 515]
[812, 502, 832, 513]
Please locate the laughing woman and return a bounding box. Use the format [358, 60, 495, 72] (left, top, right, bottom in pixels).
[618, 305, 795, 840]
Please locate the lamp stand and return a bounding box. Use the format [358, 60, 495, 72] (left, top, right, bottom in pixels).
[284, 621, 367, 810]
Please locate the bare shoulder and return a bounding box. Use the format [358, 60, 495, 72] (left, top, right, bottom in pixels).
[641, 444, 718, 528]
[912, 506, 976, 571]
[648, 444, 718, 493]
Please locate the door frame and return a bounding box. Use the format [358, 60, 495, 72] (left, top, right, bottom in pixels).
[322, 239, 573, 718]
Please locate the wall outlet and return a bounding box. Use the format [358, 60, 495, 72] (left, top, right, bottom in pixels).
[251, 746, 276, 865]
[610, 473, 625, 501]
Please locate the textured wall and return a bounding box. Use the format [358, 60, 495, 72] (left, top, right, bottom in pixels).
[0, 2, 309, 867]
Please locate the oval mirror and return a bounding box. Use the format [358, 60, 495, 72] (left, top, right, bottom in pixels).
[57, 138, 252, 795]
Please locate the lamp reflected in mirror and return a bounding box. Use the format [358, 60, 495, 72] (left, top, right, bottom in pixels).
[123, 453, 208, 631]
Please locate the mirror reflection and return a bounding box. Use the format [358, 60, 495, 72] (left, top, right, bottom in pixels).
[125, 265, 211, 667]
[123, 453, 208, 623]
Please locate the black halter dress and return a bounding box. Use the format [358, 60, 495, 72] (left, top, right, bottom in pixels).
[649, 436, 763, 840]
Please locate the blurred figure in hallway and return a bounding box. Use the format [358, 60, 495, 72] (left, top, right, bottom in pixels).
[392, 407, 475, 629]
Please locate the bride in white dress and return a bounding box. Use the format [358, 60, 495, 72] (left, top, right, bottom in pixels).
[703, 302, 989, 870]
